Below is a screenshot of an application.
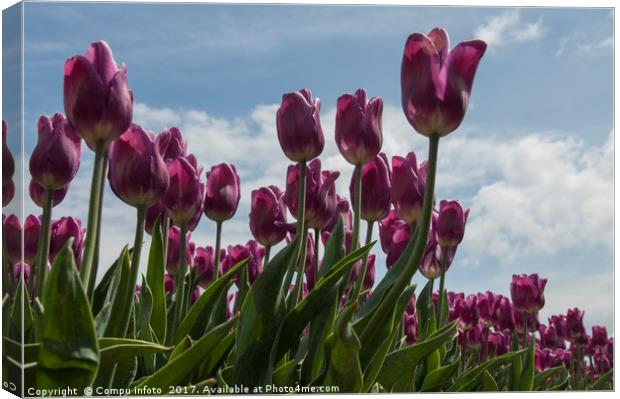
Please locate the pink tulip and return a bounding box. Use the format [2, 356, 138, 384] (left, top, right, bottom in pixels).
[204, 163, 241, 222]
[49, 216, 85, 267]
[565, 308, 586, 342]
[434, 200, 469, 248]
[194, 246, 224, 289]
[401, 27, 486, 137]
[349, 153, 391, 222]
[510, 273, 547, 314]
[276, 89, 324, 162]
[249, 185, 289, 246]
[390, 152, 427, 224]
[164, 155, 204, 227]
[156, 127, 187, 161]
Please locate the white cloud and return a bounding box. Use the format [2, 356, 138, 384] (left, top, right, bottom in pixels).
[576, 35, 613, 54]
[474, 10, 545, 49]
[556, 34, 613, 57]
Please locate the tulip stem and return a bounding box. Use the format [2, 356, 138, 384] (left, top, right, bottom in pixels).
[522, 313, 528, 350]
[162, 214, 170, 267]
[351, 163, 362, 252]
[264, 245, 271, 267]
[33, 188, 54, 298]
[360, 135, 439, 346]
[313, 229, 320, 285]
[436, 250, 448, 325]
[213, 221, 223, 280]
[80, 142, 107, 297]
[350, 221, 374, 303]
[286, 160, 307, 307]
[293, 226, 309, 304]
[121, 205, 146, 336]
[171, 223, 188, 335]
[87, 156, 107, 297]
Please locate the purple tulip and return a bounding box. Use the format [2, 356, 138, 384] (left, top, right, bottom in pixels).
[249, 185, 288, 246]
[565, 308, 586, 341]
[276, 89, 324, 162]
[404, 313, 418, 345]
[63, 41, 133, 150]
[454, 294, 479, 330]
[335, 88, 383, 165]
[348, 254, 376, 292]
[13, 262, 31, 285]
[386, 222, 412, 268]
[108, 124, 169, 208]
[164, 155, 204, 227]
[418, 235, 444, 280]
[349, 153, 391, 222]
[49, 216, 85, 267]
[321, 195, 353, 238]
[510, 273, 547, 314]
[204, 163, 241, 222]
[29, 180, 69, 208]
[591, 326, 608, 349]
[2, 120, 15, 184]
[284, 159, 340, 230]
[156, 127, 187, 161]
[144, 200, 166, 235]
[165, 226, 195, 274]
[477, 291, 496, 324]
[548, 315, 567, 340]
[20, 215, 41, 267]
[513, 309, 540, 334]
[194, 246, 224, 289]
[434, 200, 469, 248]
[164, 274, 175, 295]
[390, 152, 426, 224]
[29, 114, 82, 191]
[487, 330, 509, 356]
[539, 324, 561, 349]
[493, 295, 515, 332]
[401, 27, 486, 137]
[221, 240, 265, 287]
[3, 214, 21, 265]
[378, 211, 406, 254]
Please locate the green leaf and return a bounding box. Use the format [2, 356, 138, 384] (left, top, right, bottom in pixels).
[273, 359, 298, 387]
[438, 288, 449, 328]
[275, 243, 374, 361]
[518, 337, 536, 391]
[323, 302, 363, 392]
[588, 369, 612, 390]
[175, 258, 247, 343]
[196, 332, 236, 380]
[36, 240, 99, 389]
[319, 216, 345, 278]
[420, 356, 460, 391]
[533, 365, 567, 390]
[10, 277, 33, 340]
[146, 216, 167, 343]
[448, 349, 525, 392]
[377, 321, 458, 392]
[232, 243, 297, 387]
[3, 336, 39, 364]
[480, 370, 499, 391]
[91, 253, 121, 317]
[169, 335, 192, 362]
[98, 337, 171, 367]
[103, 247, 132, 338]
[133, 318, 235, 390]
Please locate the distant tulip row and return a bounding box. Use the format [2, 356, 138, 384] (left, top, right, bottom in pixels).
[1, 26, 612, 393]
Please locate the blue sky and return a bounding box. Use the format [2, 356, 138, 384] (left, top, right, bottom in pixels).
[3, 3, 614, 331]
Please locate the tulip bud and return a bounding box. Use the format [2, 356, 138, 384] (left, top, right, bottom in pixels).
[276, 89, 324, 162]
[144, 200, 165, 235]
[539, 324, 560, 349]
[434, 200, 469, 248]
[165, 226, 195, 274]
[156, 127, 187, 161]
[29, 180, 69, 208]
[204, 163, 241, 222]
[386, 222, 412, 268]
[378, 211, 405, 254]
[3, 214, 20, 265]
[49, 216, 85, 267]
[487, 331, 509, 356]
[13, 262, 31, 285]
[391, 152, 426, 224]
[164, 156, 204, 227]
[23, 215, 42, 266]
[510, 273, 547, 314]
[108, 124, 169, 208]
[164, 274, 175, 295]
[591, 326, 608, 349]
[249, 185, 288, 246]
[401, 27, 486, 137]
[2, 120, 15, 183]
[348, 255, 376, 292]
[477, 291, 496, 324]
[548, 315, 567, 341]
[565, 308, 586, 341]
[493, 295, 515, 332]
[64, 41, 133, 150]
[418, 235, 443, 279]
[222, 240, 265, 288]
[454, 294, 479, 330]
[349, 153, 391, 222]
[403, 313, 418, 345]
[194, 246, 225, 289]
[321, 195, 353, 237]
[335, 88, 383, 165]
[29, 114, 81, 191]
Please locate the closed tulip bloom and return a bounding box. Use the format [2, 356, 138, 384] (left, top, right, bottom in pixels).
[477, 291, 496, 323]
[222, 240, 265, 287]
[548, 315, 567, 340]
[510, 273, 547, 314]
[13, 262, 31, 283]
[165, 226, 195, 274]
[434, 200, 469, 248]
[321, 195, 353, 236]
[493, 296, 515, 332]
[249, 186, 288, 246]
[29, 114, 82, 191]
[454, 294, 479, 330]
[63, 41, 133, 150]
[565, 308, 586, 341]
[386, 222, 412, 268]
[348, 254, 376, 292]
[164, 156, 204, 227]
[276, 89, 324, 162]
[3, 214, 20, 265]
[335, 89, 383, 165]
[391, 152, 426, 224]
[591, 326, 608, 349]
[3, 121, 14, 183]
[164, 274, 175, 295]
[487, 331, 509, 356]
[156, 127, 187, 161]
[49, 216, 85, 267]
[539, 324, 560, 349]
[204, 163, 241, 222]
[194, 246, 223, 289]
[29, 180, 69, 208]
[23, 215, 42, 266]
[108, 124, 169, 208]
[378, 211, 406, 254]
[401, 27, 486, 137]
[350, 153, 391, 221]
[418, 235, 443, 279]
[404, 313, 418, 345]
[144, 200, 165, 235]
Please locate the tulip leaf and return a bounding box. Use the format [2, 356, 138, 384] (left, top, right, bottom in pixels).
[420, 356, 460, 391]
[322, 302, 363, 392]
[3, 336, 39, 364]
[588, 369, 612, 390]
[231, 242, 296, 387]
[103, 247, 132, 338]
[36, 240, 99, 389]
[518, 336, 536, 391]
[319, 216, 345, 278]
[480, 369, 499, 391]
[91, 253, 122, 317]
[275, 243, 374, 361]
[533, 365, 566, 390]
[94, 251, 126, 337]
[175, 258, 247, 342]
[10, 276, 33, 341]
[377, 321, 457, 392]
[447, 349, 525, 392]
[133, 317, 235, 390]
[98, 337, 171, 367]
[196, 331, 236, 380]
[146, 216, 167, 344]
[169, 335, 192, 362]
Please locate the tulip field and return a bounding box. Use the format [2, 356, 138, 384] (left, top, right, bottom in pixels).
[1, 25, 614, 396]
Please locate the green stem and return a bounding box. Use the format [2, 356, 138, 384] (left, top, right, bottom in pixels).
[483, 326, 489, 361]
[360, 135, 440, 345]
[171, 223, 188, 333]
[80, 142, 107, 296]
[312, 229, 320, 285]
[522, 313, 528, 350]
[285, 160, 307, 306]
[121, 205, 146, 336]
[264, 245, 271, 267]
[350, 221, 374, 302]
[436, 249, 448, 325]
[87, 155, 108, 298]
[351, 163, 362, 252]
[33, 188, 53, 298]
[213, 221, 222, 279]
[293, 226, 309, 304]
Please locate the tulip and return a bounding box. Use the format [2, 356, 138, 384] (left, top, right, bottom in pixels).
[390, 152, 426, 224]
[404, 313, 418, 345]
[539, 324, 561, 349]
[348, 254, 376, 293]
[164, 156, 204, 227]
[49, 217, 85, 267]
[454, 294, 479, 330]
[156, 127, 187, 161]
[64, 41, 133, 150]
[222, 241, 265, 289]
[434, 200, 469, 248]
[510, 273, 547, 314]
[349, 153, 391, 222]
[493, 295, 515, 332]
[3, 179, 14, 208]
[487, 330, 509, 356]
[249, 186, 288, 247]
[3, 214, 21, 265]
[276, 89, 324, 162]
[23, 215, 42, 266]
[165, 226, 195, 275]
[29, 114, 82, 191]
[418, 235, 444, 280]
[164, 274, 175, 295]
[29, 180, 68, 208]
[565, 308, 586, 341]
[335, 88, 383, 165]
[322, 195, 353, 235]
[401, 27, 486, 137]
[2, 120, 14, 184]
[108, 124, 169, 208]
[378, 211, 404, 254]
[386, 222, 412, 268]
[591, 326, 608, 349]
[144, 200, 166, 235]
[204, 163, 241, 222]
[13, 262, 31, 285]
[477, 291, 496, 325]
[194, 246, 224, 289]
[548, 314, 567, 341]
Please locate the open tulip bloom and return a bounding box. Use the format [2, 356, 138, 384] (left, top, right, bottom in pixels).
[1, 20, 613, 396]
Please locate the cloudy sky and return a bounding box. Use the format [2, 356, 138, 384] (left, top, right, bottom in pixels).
[4, 3, 614, 331]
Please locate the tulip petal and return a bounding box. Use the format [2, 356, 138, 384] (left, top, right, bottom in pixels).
[85, 41, 119, 85]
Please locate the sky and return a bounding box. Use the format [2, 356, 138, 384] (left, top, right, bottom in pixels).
[2, 3, 614, 332]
